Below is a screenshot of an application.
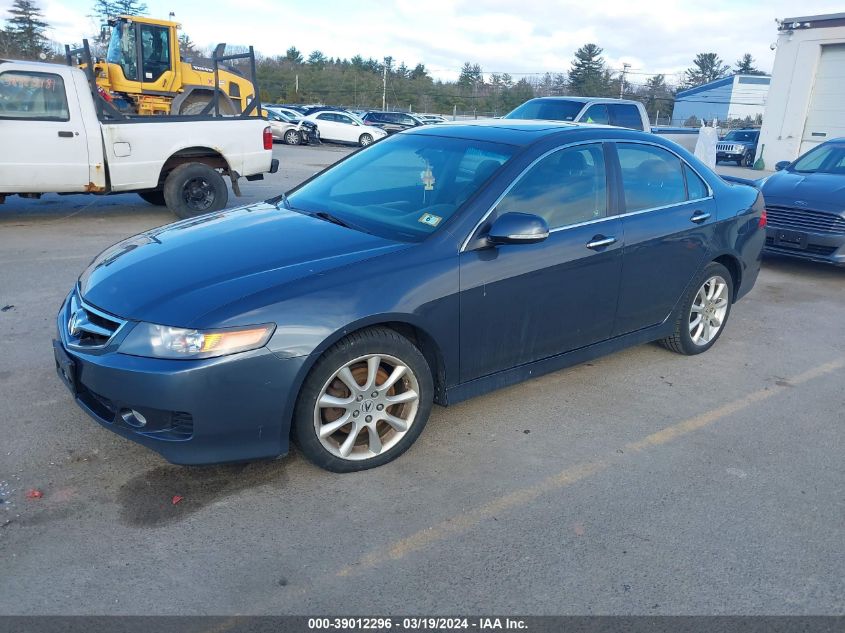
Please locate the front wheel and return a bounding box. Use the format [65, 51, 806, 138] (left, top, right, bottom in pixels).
[163, 163, 228, 219]
[283, 129, 301, 145]
[292, 327, 433, 472]
[660, 262, 733, 355]
[743, 151, 754, 167]
[359, 133, 374, 147]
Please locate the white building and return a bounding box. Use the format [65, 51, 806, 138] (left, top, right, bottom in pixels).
[757, 12, 845, 166]
[672, 75, 770, 125]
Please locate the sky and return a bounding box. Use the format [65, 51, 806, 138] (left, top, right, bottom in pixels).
[1, 0, 841, 84]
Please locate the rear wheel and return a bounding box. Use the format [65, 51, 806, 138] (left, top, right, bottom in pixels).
[359, 133, 374, 147]
[163, 163, 228, 219]
[292, 327, 433, 473]
[138, 190, 166, 206]
[660, 262, 733, 355]
[283, 129, 301, 145]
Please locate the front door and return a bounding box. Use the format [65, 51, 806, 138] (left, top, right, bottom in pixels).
[0, 69, 90, 192]
[459, 143, 623, 382]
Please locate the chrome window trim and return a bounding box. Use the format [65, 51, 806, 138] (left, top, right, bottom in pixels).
[460, 138, 714, 252]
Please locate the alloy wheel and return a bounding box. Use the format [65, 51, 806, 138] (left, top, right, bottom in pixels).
[689, 275, 729, 346]
[313, 354, 420, 460]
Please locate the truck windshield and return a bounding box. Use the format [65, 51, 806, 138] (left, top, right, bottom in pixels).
[285, 133, 516, 242]
[504, 99, 584, 121]
[106, 21, 138, 81]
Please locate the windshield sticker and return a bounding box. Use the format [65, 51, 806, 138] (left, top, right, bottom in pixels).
[420, 162, 436, 191]
[418, 213, 442, 227]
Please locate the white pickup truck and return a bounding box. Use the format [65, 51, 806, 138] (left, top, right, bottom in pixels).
[503, 97, 699, 152]
[0, 60, 278, 218]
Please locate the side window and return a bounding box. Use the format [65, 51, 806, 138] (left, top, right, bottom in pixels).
[316, 113, 332, 121]
[0, 71, 69, 121]
[581, 104, 609, 125]
[398, 115, 415, 126]
[496, 144, 608, 229]
[684, 164, 709, 200]
[608, 104, 644, 131]
[140, 24, 170, 82]
[337, 114, 354, 125]
[617, 143, 687, 211]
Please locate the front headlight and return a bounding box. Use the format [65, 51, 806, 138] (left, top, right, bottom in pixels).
[118, 322, 275, 359]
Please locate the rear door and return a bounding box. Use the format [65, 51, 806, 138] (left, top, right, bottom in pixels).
[0, 68, 90, 192]
[459, 142, 623, 381]
[610, 142, 715, 335]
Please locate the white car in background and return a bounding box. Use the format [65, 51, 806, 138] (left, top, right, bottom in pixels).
[304, 110, 387, 146]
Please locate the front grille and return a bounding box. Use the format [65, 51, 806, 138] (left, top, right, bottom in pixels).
[765, 206, 845, 235]
[716, 143, 741, 153]
[66, 293, 125, 349]
[765, 237, 837, 256]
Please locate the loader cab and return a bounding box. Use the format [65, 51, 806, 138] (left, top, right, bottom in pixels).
[105, 16, 177, 86]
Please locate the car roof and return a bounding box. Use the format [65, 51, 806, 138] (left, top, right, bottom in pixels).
[404, 118, 649, 146]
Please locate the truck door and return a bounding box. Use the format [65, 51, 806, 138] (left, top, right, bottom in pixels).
[0, 68, 91, 193]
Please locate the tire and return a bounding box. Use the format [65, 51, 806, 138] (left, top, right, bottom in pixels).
[743, 151, 754, 167]
[359, 133, 374, 147]
[660, 262, 734, 356]
[138, 190, 166, 206]
[162, 163, 228, 219]
[178, 92, 236, 116]
[283, 129, 301, 145]
[292, 327, 434, 473]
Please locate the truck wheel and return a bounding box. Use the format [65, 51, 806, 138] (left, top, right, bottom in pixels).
[138, 190, 166, 206]
[163, 163, 228, 219]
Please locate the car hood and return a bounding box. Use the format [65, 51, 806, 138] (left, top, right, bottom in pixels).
[79, 202, 409, 326]
[762, 171, 845, 214]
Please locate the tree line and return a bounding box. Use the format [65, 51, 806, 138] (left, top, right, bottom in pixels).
[1, 0, 765, 121]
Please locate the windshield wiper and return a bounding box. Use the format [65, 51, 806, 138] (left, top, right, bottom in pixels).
[270, 192, 292, 210]
[310, 211, 353, 228]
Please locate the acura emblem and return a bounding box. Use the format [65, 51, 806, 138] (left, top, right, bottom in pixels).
[68, 309, 83, 337]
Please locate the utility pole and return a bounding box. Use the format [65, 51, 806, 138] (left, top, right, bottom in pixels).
[620, 63, 631, 98]
[382, 65, 387, 111]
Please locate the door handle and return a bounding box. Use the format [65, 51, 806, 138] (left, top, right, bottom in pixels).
[58, 131, 74, 138]
[586, 235, 617, 250]
[690, 211, 711, 224]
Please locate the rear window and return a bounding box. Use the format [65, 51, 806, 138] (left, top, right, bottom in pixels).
[0, 71, 69, 121]
[608, 104, 644, 131]
[504, 98, 584, 122]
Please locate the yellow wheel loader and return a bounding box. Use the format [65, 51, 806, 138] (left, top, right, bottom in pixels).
[68, 15, 258, 117]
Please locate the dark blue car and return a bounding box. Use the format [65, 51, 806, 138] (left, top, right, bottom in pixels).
[53, 121, 765, 472]
[762, 138, 845, 266]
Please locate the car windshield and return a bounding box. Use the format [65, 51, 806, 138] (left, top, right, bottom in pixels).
[791, 144, 845, 174]
[285, 133, 516, 242]
[504, 99, 584, 121]
[724, 131, 758, 142]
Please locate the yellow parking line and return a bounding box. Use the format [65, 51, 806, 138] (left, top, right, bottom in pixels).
[335, 356, 845, 577]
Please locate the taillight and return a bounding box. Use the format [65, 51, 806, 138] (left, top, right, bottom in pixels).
[263, 126, 273, 150]
[758, 209, 767, 228]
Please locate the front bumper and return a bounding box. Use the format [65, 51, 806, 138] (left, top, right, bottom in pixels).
[764, 228, 845, 267]
[717, 151, 747, 162]
[54, 295, 306, 465]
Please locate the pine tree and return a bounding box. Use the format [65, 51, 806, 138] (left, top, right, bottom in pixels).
[568, 44, 612, 97]
[307, 50, 327, 69]
[4, 0, 50, 59]
[284, 47, 303, 64]
[638, 74, 673, 122]
[91, 0, 146, 22]
[683, 53, 730, 87]
[734, 53, 764, 75]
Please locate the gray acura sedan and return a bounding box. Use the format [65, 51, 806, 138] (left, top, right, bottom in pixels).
[54, 121, 766, 472]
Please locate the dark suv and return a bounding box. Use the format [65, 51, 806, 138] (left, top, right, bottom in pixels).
[361, 111, 425, 134]
[716, 129, 760, 167]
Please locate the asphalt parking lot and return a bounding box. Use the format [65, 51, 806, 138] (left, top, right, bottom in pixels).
[0, 143, 843, 615]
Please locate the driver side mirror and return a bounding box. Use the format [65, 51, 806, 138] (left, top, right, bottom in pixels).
[487, 212, 549, 246]
[775, 160, 790, 171]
